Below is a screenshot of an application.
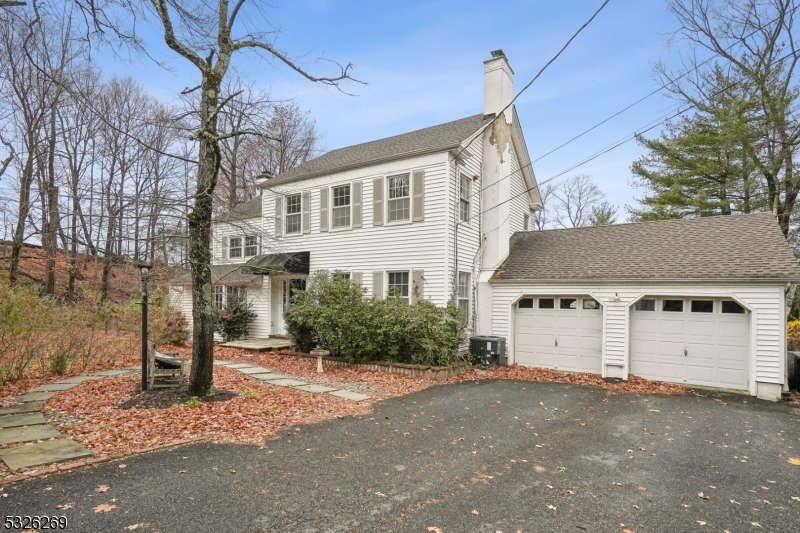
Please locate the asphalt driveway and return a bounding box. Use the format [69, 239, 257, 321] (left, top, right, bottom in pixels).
[3, 380, 799, 533]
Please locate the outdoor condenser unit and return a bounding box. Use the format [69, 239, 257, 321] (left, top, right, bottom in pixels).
[469, 336, 506, 366]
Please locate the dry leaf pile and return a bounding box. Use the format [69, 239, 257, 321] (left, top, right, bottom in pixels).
[444, 364, 688, 395]
[44, 366, 372, 455]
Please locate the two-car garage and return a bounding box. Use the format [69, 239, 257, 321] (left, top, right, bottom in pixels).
[513, 294, 750, 391]
[489, 213, 800, 400]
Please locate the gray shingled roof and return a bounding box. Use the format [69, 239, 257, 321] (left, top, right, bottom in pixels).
[262, 114, 493, 186]
[171, 264, 260, 285]
[214, 195, 262, 223]
[493, 213, 800, 282]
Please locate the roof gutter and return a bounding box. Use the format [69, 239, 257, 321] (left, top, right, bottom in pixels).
[259, 142, 464, 188]
[489, 277, 800, 285]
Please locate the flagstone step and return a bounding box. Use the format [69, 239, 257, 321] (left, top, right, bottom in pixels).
[0, 438, 92, 471]
[0, 424, 62, 446]
[33, 383, 80, 392]
[0, 402, 43, 416]
[0, 413, 46, 429]
[16, 392, 55, 402]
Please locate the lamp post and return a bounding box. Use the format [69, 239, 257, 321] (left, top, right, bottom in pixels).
[138, 263, 153, 391]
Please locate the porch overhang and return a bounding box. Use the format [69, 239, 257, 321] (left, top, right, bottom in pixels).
[241, 251, 310, 276]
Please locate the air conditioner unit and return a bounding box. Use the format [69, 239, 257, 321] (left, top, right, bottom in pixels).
[469, 336, 507, 366]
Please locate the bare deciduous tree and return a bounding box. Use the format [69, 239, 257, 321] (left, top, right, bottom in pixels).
[73, 0, 359, 394]
[552, 174, 609, 228]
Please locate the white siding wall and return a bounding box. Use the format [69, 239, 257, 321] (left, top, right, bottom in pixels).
[490, 282, 786, 396]
[450, 143, 484, 326]
[263, 152, 451, 305]
[508, 145, 529, 234]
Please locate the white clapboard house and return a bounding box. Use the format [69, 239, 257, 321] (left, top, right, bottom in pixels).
[171, 50, 800, 400]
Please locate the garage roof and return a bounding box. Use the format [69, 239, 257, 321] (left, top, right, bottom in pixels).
[493, 213, 800, 282]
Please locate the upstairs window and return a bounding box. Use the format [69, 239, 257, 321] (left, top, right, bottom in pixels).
[387, 271, 409, 301]
[457, 272, 470, 314]
[244, 236, 259, 257]
[332, 185, 351, 229]
[229, 237, 242, 259]
[459, 174, 471, 222]
[388, 174, 410, 222]
[285, 194, 302, 234]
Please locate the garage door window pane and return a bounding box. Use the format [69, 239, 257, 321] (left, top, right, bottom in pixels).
[560, 298, 577, 309]
[538, 298, 555, 309]
[663, 300, 683, 312]
[583, 298, 600, 310]
[722, 300, 745, 314]
[635, 299, 655, 311]
[691, 300, 713, 313]
[518, 298, 534, 308]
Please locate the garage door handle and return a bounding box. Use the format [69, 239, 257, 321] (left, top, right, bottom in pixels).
[684, 347, 687, 357]
[555, 339, 558, 347]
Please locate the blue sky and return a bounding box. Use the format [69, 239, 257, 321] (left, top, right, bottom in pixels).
[98, 0, 688, 217]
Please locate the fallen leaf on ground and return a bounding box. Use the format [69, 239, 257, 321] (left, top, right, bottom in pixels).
[471, 509, 479, 516]
[648, 409, 660, 413]
[696, 521, 706, 526]
[125, 523, 150, 530]
[623, 529, 635, 533]
[374, 492, 385, 497]
[55, 503, 73, 510]
[93, 503, 117, 513]
[547, 504, 556, 510]
[95, 485, 109, 493]
[792, 496, 800, 502]
[788, 458, 800, 466]
[118, 464, 127, 469]
[427, 528, 443, 533]
[698, 492, 710, 500]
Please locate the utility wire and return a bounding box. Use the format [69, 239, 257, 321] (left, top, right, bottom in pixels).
[466, 48, 797, 225]
[450, 0, 611, 164]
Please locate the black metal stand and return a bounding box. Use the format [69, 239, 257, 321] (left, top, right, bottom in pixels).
[138, 264, 153, 391]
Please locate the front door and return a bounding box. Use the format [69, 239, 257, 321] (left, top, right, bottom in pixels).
[270, 276, 307, 336]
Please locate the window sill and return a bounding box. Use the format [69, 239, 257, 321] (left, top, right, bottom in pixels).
[386, 219, 412, 226]
[330, 225, 352, 232]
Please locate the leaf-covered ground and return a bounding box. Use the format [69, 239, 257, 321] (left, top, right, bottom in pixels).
[43, 366, 375, 456]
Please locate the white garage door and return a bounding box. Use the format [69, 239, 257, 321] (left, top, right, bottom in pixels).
[630, 298, 749, 390]
[515, 296, 602, 373]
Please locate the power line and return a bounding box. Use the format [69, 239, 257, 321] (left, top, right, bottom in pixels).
[450, 0, 611, 164]
[464, 47, 796, 225]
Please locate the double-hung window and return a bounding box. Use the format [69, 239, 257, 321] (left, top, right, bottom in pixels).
[244, 235, 259, 257]
[285, 194, 302, 234]
[457, 272, 470, 315]
[459, 174, 471, 223]
[213, 286, 224, 311]
[387, 271, 409, 301]
[387, 173, 410, 222]
[226, 286, 247, 306]
[332, 185, 351, 229]
[228, 237, 242, 259]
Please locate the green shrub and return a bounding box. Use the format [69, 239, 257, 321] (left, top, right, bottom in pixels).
[284, 271, 467, 366]
[215, 300, 257, 342]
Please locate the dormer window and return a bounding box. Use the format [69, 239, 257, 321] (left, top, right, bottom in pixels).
[285, 194, 302, 234]
[388, 173, 410, 222]
[332, 185, 351, 229]
[229, 237, 242, 259]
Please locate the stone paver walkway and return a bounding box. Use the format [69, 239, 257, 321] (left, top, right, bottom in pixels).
[213, 360, 371, 402]
[0, 368, 138, 472]
[1, 360, 370, 473]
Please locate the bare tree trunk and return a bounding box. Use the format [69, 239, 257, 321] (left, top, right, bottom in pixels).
[9, 148, 35, 285]
[187, 72, 221, 396]
[43, 102, 59, 296]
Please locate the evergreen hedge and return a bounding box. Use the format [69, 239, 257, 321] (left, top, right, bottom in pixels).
[284, 271, 467, 367]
